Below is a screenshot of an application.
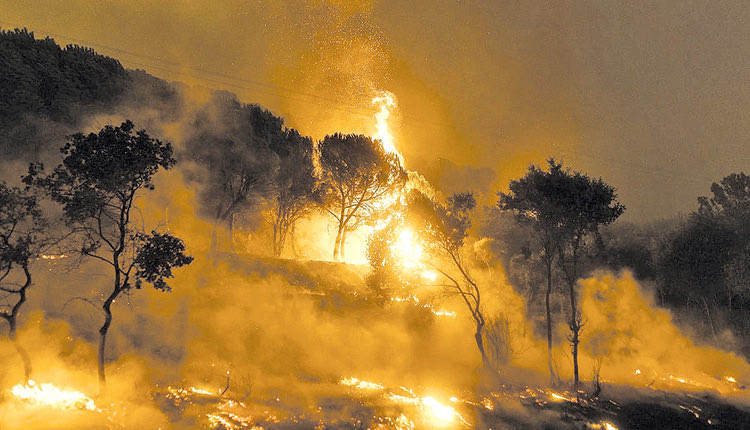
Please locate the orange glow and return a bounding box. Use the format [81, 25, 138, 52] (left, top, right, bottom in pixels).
[372, 90, 402, 163]
[339, 377, 385, 391]
[10, 380, 96, 411]
[391, 228, 423, 268]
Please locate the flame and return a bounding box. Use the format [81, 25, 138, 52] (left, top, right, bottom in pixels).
[39, 254, 68, 260]
[548, 390, 577, 403]
[588, 422, 619, 430]
[390, 228, 423, 268]
[10, 380, 96, 411]
[420, 396, 456, 425]
[389, 296, 456, 318]
[339, 377, 385, 391]
[372, 90, 402, 163]
[342, 376, 468, 428]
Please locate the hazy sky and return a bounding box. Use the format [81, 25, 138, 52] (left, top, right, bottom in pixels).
[1, 0, 748, 220]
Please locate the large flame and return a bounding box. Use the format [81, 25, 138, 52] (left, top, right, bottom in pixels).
[372, 90, 403, 164]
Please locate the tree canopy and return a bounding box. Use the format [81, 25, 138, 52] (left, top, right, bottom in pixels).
[25, 120, 192, 392]
[498, 159, 624, 387]
[318, 133, 407, 261]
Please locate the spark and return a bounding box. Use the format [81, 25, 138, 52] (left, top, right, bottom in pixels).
[481, 397, 494, 410]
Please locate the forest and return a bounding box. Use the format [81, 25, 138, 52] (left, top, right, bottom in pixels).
[1, 27, 750, 430]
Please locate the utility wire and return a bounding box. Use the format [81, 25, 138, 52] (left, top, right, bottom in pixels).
[0, 21, 736, 188]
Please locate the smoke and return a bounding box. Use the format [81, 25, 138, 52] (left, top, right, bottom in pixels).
[1, 3, 750, 427]
[576, 271, 750, 393]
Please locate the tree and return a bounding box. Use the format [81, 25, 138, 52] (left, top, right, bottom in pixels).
[658, 172, 750, 339]
[408, 190, 493, 368]
[497, 160, 568, 383]
[697, 172, 750, 225]
[365, 217, 423, 304]
[697, 171, 750, 306]
[25, 120, 193, 393]
[266, 129, 317, 257]
[498, 159, 624, 388]
[185, 95, 283, 252]
[318, 133, 406, 261]
[553, 165, 624, 389]
[0, 183, 45, 382]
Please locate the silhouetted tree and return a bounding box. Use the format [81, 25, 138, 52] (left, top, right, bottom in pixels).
[318, 133, 406, 261]
[658, 172, 750, 338]
[697, 172, 750, 225]
[498, 159, 624, 388]
[25, 120, 193, 393]
[497, 160, 568, 383]
[0, 183, 45, 382]
[553, 165, 624, 389]
[185, 96, 283, 252]
[266, 129, 317, 257]
[0, 27, 131, 158]
[408, 190, 492, 368]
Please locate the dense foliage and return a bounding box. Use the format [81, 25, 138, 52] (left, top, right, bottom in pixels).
[0, 28, 131, 156]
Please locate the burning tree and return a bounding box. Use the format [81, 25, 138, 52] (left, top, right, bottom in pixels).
[498, 159, 624, 388]
[318, 133, 407, 261]
[25, 120, 193, 393]
[0, 183, 45, 382]
[407, 190, 493, 368]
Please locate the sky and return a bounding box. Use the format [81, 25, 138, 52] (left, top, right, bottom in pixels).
[1, 0, 748, 220]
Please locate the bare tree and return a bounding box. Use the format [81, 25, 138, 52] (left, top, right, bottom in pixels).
[408, 190, 492, 368]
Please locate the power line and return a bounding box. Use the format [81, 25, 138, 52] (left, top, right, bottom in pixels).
[0, 21, 738, 189]
[0, 20, 462, 132]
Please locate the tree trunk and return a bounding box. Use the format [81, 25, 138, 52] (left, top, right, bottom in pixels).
[228, 213, 234, 253]
[545, 259, 555, 383]
[571, 324, 580, 390]
[474, 323, 490, 368]
[98, 296, 114, 394]
[6, 263, 33, 383]
[9, 318, 32, 384]
[272, 222, 281, 257]
[210, 224, 219, 255]
[340, 228, 348, 261]
[564, 244, 581, 390]
[333, 224, 343, 261]
[99, 279, 121, 395]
